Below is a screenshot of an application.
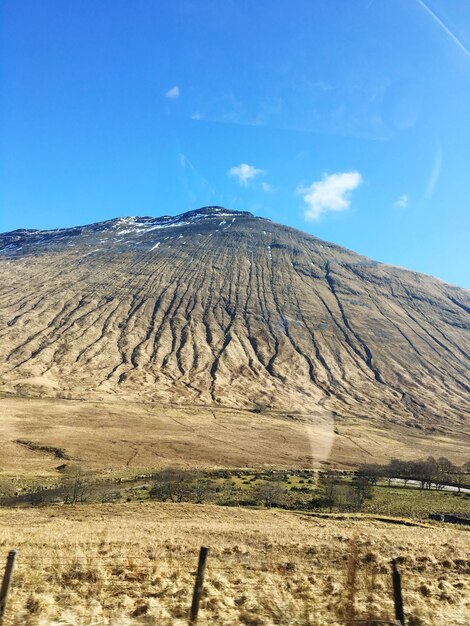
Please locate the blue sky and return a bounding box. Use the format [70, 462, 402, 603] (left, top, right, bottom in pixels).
[1, 0, 469, 287]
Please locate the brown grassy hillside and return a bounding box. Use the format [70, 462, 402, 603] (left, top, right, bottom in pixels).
[1, 207, 468, 428]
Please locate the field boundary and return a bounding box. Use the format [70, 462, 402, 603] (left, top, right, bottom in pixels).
[0, 546, 412, 625]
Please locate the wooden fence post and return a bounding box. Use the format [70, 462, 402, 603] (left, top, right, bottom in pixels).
[0, 550, 16, 625]
[391, 559, 405, 625]
[189, 546, 208, 624]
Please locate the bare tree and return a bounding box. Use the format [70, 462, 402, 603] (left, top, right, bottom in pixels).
[149, 468, 193, 503]
[445, 462, 469, 493]
[386, 459, 415, 487]
[351, 476, 372, 508]
[60, 465, 92, 504]
[449, 470, 466, 493]
[356, 463, 383, 486]
[412, 457, 438, 490]
[434, 457, 456, 490]
[192, 474, 215, 504]
[319, 470, 339, 513]
[252, 481, 286, 508]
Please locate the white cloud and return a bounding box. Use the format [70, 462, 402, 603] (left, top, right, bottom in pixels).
[261, 182, 273, 192]
[228, 163, 265, 187]
[165, 85, 180, 99]
[299, 171, 363, 221]
[394, 194, 408, 208]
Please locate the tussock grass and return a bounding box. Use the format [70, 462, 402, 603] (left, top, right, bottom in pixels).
[0, 502, 468, 625]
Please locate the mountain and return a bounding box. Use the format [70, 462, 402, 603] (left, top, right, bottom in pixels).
[1, 206, 469, 429]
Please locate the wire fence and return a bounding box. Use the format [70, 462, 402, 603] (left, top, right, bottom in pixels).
[1, 545, 466, 625]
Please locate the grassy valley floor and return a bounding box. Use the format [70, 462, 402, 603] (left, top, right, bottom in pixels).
[1, 396, 469, 475]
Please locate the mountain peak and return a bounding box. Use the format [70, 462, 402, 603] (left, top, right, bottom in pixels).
[110, 206, 254, 225]
[0, 202, 469, 432]
[179, 206, 253, 219]
[0, 206, 265, 256]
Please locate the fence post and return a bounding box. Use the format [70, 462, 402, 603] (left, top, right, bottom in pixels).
[391, 558, 405, 625]
[190, 546, 208, 624]
[0, 550, 16, 625]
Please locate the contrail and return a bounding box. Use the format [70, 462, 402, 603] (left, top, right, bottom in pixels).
[416, 0, 470, 58]
[424, 142, 442, 201]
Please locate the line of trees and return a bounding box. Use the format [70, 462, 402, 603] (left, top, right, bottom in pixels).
[2, 456, 468, 511]
[356, 457, 470, 491]
[147, 468, 372, 512]
[149, 469, 216, 504]
[148, 468, 288, 508]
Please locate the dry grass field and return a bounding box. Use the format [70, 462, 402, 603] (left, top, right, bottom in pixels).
[0, 502, 468, 626]
[1, 396, 469, 477]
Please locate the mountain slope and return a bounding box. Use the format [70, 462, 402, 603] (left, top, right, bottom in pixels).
[0, 206, 469, 428]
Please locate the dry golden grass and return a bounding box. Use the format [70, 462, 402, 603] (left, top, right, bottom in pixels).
[1, 396, 468, 477]
[0, 503, 468, 625]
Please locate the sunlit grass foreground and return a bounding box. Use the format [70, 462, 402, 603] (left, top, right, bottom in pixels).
[0, 502, 468, 625]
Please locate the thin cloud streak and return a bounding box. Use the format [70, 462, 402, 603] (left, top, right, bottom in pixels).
[424, 144, 442, 201]
[189, 111, 391, 141]
[416, 0, 470, 59]
[165, 85, 180, 99]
